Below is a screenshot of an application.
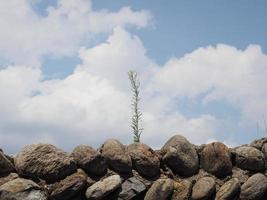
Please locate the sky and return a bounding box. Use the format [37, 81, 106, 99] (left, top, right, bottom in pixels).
[0, 0, 267, 154]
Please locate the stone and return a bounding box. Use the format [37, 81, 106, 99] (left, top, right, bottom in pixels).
[261, 143, 267, 169]
[71, 145, 107, 176]
[14, 144, 77, 182]
[144, 178, 174, 200]
[192, 176, 216, 200]
[118, 177, 146, 200]
[235, 146, 265, 171]
[100, 139, 132, 174]
[85, 175, 122, 199]
[0, 173, 19, 187]
[215, 178, 240, 200]
[231, 167, 250, 184]
[127, 143, 160, 178]
[161, 135, 199, 176]
[0, 151, 15, 176]
[172, 179, 193, 200]
[250, 137, 267, 150]
[240, 173, 267, 200]
[49, 169, 87, 200]
[201, 142, 232, 177]
[0, 178, 48, 200]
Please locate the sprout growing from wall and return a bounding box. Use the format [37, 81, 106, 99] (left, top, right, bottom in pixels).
[128, 70, 143, 143]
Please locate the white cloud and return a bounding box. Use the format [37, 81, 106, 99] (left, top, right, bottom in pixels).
[153, 44, 267, 123]
[0, 0, 152, 66]
[0, 28, 217, 153]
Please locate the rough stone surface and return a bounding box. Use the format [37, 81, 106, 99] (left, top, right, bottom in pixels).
[250, 138, 267, 150]
[144, 178, 174, 200]
[192, 176, 216, 200]
[127, 143, 160, 178]
[201, 142, 232, 177]
[240, 173, 267, 200]
[262, 143, 267, 169]
[0, 173, 19, 187]
[161, 135, 199, 176]
[100, 139, 132, 174]
[235, 146, 265, 171]
[14, 144, 77, 182]
[118, 177, 146, 200]
[231, 167, 250, 184]
[71, 145, 107, 176]
[49, 169, 87, 200]
[0, 151, 15, 176]
[85, 175, 122, 200]
[215, 178, 240, 200]
[0, 178, 48, 200]
[172, 179, 193, 200]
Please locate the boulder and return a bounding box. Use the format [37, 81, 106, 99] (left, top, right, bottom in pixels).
[100, 139, 132, 174]
[0, 173, 19, 187]
[161, 135, 199, 176]
[235, 146, 265, 171]
[240, 173, 267, 200]
[0, 151, 15, 176]
[250, 137, 267, 150]
[49, 169, 87, 200]
[71, 145, 107, 176]
[127, 143, 160, 178]
[192, 176, 216, 200]
[201, 142, 232, 177]
[215, 178, 240, 200]
[144, 178, 174, 200]
[118, 177, 146, 200]
[231, 167, 250, 184]
[0, 178, 48, 200]
[85, 175, 122, 200]
[172, 179, 193, 200]
[261, 143, 267, 169]
[14, 144, 76, 182]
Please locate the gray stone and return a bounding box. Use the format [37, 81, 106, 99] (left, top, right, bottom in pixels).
[261, 143, 267, 169]
[250, 137, 267, 150]
[127, 143, 160, 178]
[0, 178, 48, 200]
[0, 151, 15, 176]
[215, 178, 240, 200]
[100, 139, 132, 174]
[235, 146, 265, 171]
[240, 173, 267, 200]
[71, 145, 107, 176]
[201, 142, 232, 177]
[192, 176, 216, 200]
[118, 177, 146, 200]
[14, 144, 77, 182]
[49, 169, 87, 200]
[161, 135, 199, 176]
[85, 175, 122, 200]
[144, 178, 174, 200]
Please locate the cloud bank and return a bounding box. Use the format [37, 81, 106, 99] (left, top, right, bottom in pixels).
[0, 0, 266, 153]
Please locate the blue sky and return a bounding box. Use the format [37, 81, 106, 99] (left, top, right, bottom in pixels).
[0, 0, 267, 153]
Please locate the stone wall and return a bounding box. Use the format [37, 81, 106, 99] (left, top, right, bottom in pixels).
[0, 135, 267, 200]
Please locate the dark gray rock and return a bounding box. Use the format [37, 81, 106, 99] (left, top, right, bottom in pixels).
[71, 145, 107, 176]
[172, 179, 193, 200]
[127, 143, 160, 178]
[240, 173, 267, 200]
[100, 139, 132, 174]
[49, 169, 87, 200]
[235, 146, 265, 171]
[215, 178, 240, 200]
[14, 144, 76, 182]
[144, 178, 174, 200]
[192, 176, 216, 200]
[161, 135, 199, 176]
[0, 178, 48, 200]
[201, 142, 232, 178]
[262, 143, 267, 169]
[250, 137, 267, 150]
[85, 175, 122, 200]
[0, 151, 15, 176]
[118, 177, 146, 200]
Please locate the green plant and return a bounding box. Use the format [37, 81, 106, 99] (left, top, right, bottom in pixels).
[128, 70, 143, 143]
